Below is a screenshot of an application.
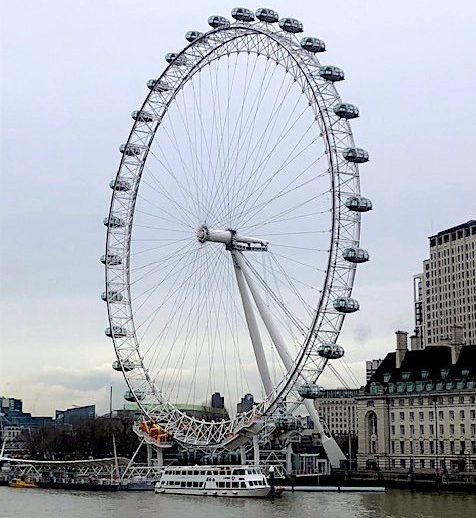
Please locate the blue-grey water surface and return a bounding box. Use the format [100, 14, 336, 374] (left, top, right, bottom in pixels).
[1, 487, 475, 518]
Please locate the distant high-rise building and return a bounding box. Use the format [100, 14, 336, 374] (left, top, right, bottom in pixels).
[366, 359, 383, 382]
[237, 393, 254, 413]
[414, 220, 476, 347]
[211, 392, 224, 409]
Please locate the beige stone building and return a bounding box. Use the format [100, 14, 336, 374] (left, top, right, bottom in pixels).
[414, 220, 476, 348]
[315, 388, 359, 438]
[357, 330, 476, 473]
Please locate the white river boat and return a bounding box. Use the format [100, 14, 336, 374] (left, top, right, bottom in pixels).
[154, 465, 271, 497]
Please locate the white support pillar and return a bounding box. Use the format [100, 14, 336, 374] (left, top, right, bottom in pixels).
[147, 444, 153, 467]
[253, 434, 260, 466]
[240, 445, 246, 465]
[236, 251, 346, 468]
[232, 251, 273, 397]
[286, 443, 293, 474]
[156, 447, 163, 467]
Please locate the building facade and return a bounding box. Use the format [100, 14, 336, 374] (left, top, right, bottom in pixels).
[414, 220, 476, 347]
[357, 330, 476, 472]
[315, 388, 359, 438]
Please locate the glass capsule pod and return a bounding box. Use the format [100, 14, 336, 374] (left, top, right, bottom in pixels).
[333, 103, 359, 119]
[185, 30, 203, 42]
[300, 37, 326, 53]
[342, 247, 370, 263]
[278, 17, 304, 33]
[333, 297, 360, 313]
[274, 415, 300, 428]
[255, 8, 279, 22]
[119, 143, 143, 156]
[100, 253, 122, 266]
[105, 326, 127, 338]
[101, 290, 123, 303]
[208, 15, 230, 28]
[345, 195, 373, 212]
[103, 215, 125, 228]
[317, 343, 345, 359]
[131, 110, 155, 123]
[297, 383, 322, 399]
[109, 178, 131, 192]
[319, 65, 345, 82]
[343, 147, 369, 163]
[112, 359, 135, 372]
[124, 390, 145, 402]
[165, 53, 186, 66]
[147, 79, 171, 92]
[231, 7, 255, 22]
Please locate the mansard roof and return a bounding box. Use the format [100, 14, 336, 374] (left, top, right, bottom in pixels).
[366, 345, 476, 392]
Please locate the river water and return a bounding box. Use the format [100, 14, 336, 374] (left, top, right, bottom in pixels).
[1, 487, 475, 518]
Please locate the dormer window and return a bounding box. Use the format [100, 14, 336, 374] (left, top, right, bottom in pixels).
[421, 370, 429, 380]
[440, 368, 449, 380]
[383, 373, 391, 382]
[462, 369, 469, 378]
[402, 372, 410, 381]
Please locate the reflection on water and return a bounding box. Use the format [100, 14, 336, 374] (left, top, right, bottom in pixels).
[1, 487, 475, 518]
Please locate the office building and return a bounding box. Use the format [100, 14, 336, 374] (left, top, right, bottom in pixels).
[414, 220, 476, 347]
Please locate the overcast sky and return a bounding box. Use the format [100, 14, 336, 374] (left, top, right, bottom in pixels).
[1, 0, 475, 417]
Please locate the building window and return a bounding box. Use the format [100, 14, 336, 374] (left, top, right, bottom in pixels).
[460, 410, 465, 419]
[419, 441, 424, 454]
[400, 459, 406, 468]
[400, 441, 405, 454]
[460, 441, 466, 454]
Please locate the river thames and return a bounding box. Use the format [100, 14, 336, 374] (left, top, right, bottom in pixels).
[1, 487, 475, 518]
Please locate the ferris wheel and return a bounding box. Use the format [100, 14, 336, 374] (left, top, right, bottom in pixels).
[102, 7, 372, 462]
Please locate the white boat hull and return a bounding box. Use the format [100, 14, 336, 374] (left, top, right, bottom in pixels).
[155, 486, 270, 498]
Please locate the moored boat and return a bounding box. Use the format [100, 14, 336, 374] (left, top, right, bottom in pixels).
[154, 465, 272, 497]
[8, 477, 37, 488]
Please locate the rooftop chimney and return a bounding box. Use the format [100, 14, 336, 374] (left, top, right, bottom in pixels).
[395, 330, 408, 369]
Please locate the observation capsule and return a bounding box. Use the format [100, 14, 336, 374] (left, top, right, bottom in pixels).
[333, 297, 360, 313]
[109, 178, 131, 192]
[345, 195, 373, 212]
[297, 383, 322, 399]
[100, 253, 122, 266]
[103, 215, 125, 228]
[185, 30, 203, 42]
[342, 247, 370, 263]
[119, 143, 143, 156]
[112, 359, 134, 372]
[165, 53, 186, 66]
[333, 103, 359, 119]
[300, 37, 326, 53]
[131, 110, 155, 123]
[278, 17, 303, 33]
[319, 65, 345, 82]
[105, 326, 127, 338]
[231, 7, 255, 21]
[208, 15, 230, 28]
[255, 8, 279, 23]
[274, 415, 300, 428]
[124, 390, 145, 402]
[101, 290, 123, 303]
[343, 147, 369, 163]
[147, 79, 171, 92]
[317, 343, 345, 359]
